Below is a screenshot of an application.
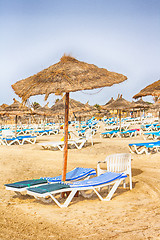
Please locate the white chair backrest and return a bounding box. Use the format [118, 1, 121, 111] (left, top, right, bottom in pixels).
[85, 129, 92, 140]
[105, 153, 131, 173]
[2, 129, 15, 138]
[97, 153, 132, 189]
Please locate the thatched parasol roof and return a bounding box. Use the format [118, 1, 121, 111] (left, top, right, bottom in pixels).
[0, 106, 5, 115]
[33, 102, 53, 116]
[133, 97, 152, 109]
[101, 97, 114, 110]
[12, 55, 127, 101]
[0, 104, 9, 109]
[105, 97, 114, 105]
[150, 100, 160, 110]
[133, 80, 160, 99]
[105, 95, 133, 110]
[84, 102, 94, 111]
[4, 98, 30, 116]
[75, 103, 100, 118]
[51, 98, 89, 116]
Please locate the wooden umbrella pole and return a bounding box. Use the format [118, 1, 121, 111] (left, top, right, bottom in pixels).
[15, 115, 18, 137]
[62, 92, 69, 182]
[119, 109, 122, 132]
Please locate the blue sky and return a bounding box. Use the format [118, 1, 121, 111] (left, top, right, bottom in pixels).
[0, 0, 160, 106]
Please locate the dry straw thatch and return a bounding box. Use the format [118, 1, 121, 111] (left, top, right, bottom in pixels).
[105, 97, 114, 105]
[12, 55, 127, 101]
[105, 95, 133, 110]
[133, 80, 160, 99]
[0, 104, 9, 109]
[34, 102, 53, 117]
[101, 97, 114, 110]
[133, 97, 152, 109]
[4, 98, 29, 116]
[51, 98, 89, 116]
[151, 100, 160, 110]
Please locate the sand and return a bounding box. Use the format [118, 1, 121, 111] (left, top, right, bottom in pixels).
[0, 129, 160, 240]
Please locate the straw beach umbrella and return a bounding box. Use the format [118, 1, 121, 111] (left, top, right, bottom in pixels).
[33, 102, 54, 128]
[51, 98, 91, 124]
[4, 98, 30, 133]
[150, 100, 160, 122]
[106, 95, 133, 130]
[75, 102, 100, 120]
[0, 105, 6, 115]
[51, 98, 87, 117]
[133, 80, 159, 119]
[105, 97, 114, 106]
[101, 97, 115, 116]
[0, 105, 7, 126]
[133, 98, 152, 108]
[34, 102, 54, 118]
[133, 79, 160, 99]
[0, 104, 8, 109]
[12, 55, 127, 181]
[133, 97, 152, 118]
[4, 98, 29, 115]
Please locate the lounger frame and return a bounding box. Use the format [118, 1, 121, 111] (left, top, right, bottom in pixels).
[27, 176, 126, 208]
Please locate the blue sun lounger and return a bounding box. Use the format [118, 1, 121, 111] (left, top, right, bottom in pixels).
[5, 167, 96, 194]
[1, 135, 37, 145]
[18, 135, 37, 144]
[0, 137, 20, 146]
[128, 141, 160, 154]
[120, 129, 139, 138]
[26, 172, 127, 208]
[101, 130, 120, 138]
[143, 131, 160, 140]
[34, 129, 59, 136]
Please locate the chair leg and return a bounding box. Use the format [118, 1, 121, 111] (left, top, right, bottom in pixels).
[129, 173, 132, 190]
[93, 178, 123, 201]
[123, 179, 126, 188]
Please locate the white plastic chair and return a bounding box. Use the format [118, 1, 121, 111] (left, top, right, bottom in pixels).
[97, 153, 132, 190]
[2, 129, 15, 138]
[84, 129, 93, 146]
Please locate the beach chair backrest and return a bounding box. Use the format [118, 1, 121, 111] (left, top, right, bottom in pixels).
[106, 153, 131, 173]
[85, 129, 92, 140]
[2, 129, 15, 138]
[97, 153, 131, 176]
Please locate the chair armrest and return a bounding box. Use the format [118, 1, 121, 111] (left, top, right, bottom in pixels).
[97, 160, 106, 164]
[97, 161, 107, 176]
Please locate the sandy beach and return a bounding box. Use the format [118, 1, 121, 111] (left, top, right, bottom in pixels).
[1, 129, 160, 240]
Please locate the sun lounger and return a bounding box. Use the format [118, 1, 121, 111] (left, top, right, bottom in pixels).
[1, 137, 21, 146]
[143, 131, 160, 140]
[120, 129, 139, 138]
[17, 128, 34, 135]
[5, 167, 96, 194]
[0, 129, 36, 145]
[34, 130, 48, 136]
[128, 141, 160, 154]
[141, 123, 158, 132]
[45, 129, 59, 135]
[72, 129, 94, 145]
[34, 129, 59, 136]
[0, 135, 37, 146]
[38, 138, 87, 151]
[101, 130, 120, 138]
[38, 141, 65, 150]
[18, 135, 37, 144]
[105, 125, 120, 131]
[26, 172, 127, 208]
